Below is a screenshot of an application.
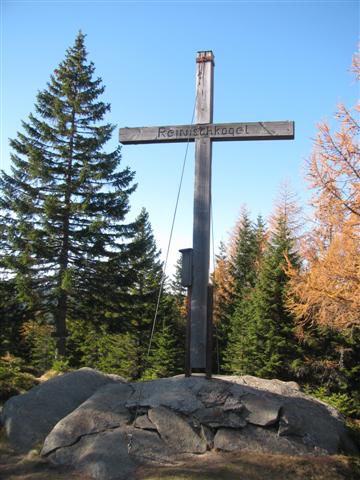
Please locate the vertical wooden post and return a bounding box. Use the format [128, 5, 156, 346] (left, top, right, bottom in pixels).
[185, 287, 192, 377]
[190, 51, 214, 371]
[206, 284, 213, 378]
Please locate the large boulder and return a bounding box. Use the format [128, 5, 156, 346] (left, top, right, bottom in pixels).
[38, 375, 358, 480]
[2, 372, 358, 480]
[1, 367, 126, 452]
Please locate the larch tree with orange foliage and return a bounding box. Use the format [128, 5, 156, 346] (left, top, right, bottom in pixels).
[212, 241, 234, 368]
[287, 50, 360, 333]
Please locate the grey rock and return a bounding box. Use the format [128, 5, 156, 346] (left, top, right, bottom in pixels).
[3, 371, 358, 480]
[197, 384, 229, 407]
[278, 409, 304, 437]
[47, 426, 182, 480]
[48, 427, 137, 480]
[223, 395, 244, 412]
[278, 399, 351, 454]
[1, 368, 126, 452]
[214, 426, 314, 455]
[133, 414, 156, 430]
[200, 425, 214, 450]
[148, 406, 207, 453]
[193, 406, 247, 429]
[42, 382, 133, 456]
[126, 377, 204, 413]
[217, 375, 301, 396]
[241, 394, 281, 426]
[128, 427, 181, 465]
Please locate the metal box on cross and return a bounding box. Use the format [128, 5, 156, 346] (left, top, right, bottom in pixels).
[179, 248, 193, 288]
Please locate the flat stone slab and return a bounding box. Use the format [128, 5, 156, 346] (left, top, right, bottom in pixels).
[134, 414, 156, 430]
[48, 427, 137, 480]
[214, 426, 313, 455]
[193, 406, 247, 429]
[42, 382, 133, 455]
[126, 377, 204, 413]
[218, 375, 302, 396]
[1, 368, 126, 452]
[48, 426, 184, 480]
[148, 406, 207, 453]
[241, 394, 281, 426]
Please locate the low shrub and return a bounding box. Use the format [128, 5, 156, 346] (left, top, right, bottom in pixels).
[0, 355, 38, 401]
[305, 385, 360, 418]
[51, 358, 71, 373]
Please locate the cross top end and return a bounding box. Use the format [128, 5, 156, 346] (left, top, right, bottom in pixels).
[196, 51, 215, 65]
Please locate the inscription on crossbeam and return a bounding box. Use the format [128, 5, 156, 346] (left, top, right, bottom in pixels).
[158, 124, 249, 139]
[119, 121, 294, 145]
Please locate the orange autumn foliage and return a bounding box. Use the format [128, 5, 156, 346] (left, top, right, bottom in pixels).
[287, 220, 360, 332]
[212, 243, 234, 326]
[286, 50, 360, 333]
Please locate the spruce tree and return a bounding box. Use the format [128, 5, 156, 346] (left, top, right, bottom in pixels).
[229, 208, 259, 302]
[142, 293, 185, 380]
[96, 210, 186, 379]
[0, 32, 135, 357]
[251, 215, 302, 379]
[143, 325, 178, 379]
[170, 256, 188, 318]
[121, 208, 164, 378]
[223, 290, 258, 375]
[212, 241, 233, 372]
[0, 278, 26, 357]
[168, 257, 187, 365]
[223, 211, 266, 374]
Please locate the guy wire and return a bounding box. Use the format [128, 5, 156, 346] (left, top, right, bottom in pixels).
[128, 80, 200, 448]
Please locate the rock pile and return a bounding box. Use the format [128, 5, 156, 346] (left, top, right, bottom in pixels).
[1, 368, 357, 480]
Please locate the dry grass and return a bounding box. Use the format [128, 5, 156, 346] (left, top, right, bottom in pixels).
[0, 428, 359, 480]
[137, 451, 360, 480]
[0, 428, 89, 480]
[37, 369, 63, 382]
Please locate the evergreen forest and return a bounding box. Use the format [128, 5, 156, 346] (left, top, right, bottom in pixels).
[1, 33, 359, 425]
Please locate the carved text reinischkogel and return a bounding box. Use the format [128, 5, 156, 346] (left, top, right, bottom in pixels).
[157, 124, 250, 139]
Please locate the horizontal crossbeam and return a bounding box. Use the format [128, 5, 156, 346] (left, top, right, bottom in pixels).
[119, 121, 294, 145]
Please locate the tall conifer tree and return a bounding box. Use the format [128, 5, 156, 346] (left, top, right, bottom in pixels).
[229, 208, 259, 302]
[122, 208, 164, 378]
[0, 32, 136, 356]
[212, 241, 233, 372]
[223, 212, 266, 374]
[250, 214, 302, 379]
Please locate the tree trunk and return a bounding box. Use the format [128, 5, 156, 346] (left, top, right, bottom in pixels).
[55, 107, 76, 358]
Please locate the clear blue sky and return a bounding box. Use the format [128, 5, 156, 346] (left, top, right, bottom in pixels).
[1, 0, 359, 274]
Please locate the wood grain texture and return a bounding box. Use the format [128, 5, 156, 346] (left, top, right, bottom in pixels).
[189, 51, 215, 370]
[196, 51, 214, 124]
[191, 137, 212, 369]
[119, 121, 294, 144]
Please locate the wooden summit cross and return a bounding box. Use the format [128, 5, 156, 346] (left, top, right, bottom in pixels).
[119, 51, 294, 376]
